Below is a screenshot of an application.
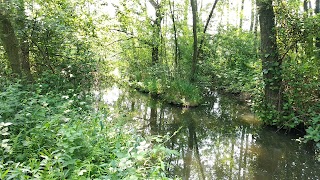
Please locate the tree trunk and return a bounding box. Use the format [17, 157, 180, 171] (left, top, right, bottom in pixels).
[190, 0, 198, 82]
[183, 0, 189, 26]
[149, 0, 163, 65]
[17, 1, 32, 80]
[0, 13, 22, 76]
[254, 1, 259, 58]
[304, 0, 308, 12]
[304, 0, 313, 57]
[169, 0, 179, 71]
[254, 5, 259, 34]
[250, 0, 256, 32]
[315, 0, 320, 53]
[309, 1, 312, 13]
[257, 0, 283, 113]
[21, 40, 32, 78]
[151, 46, 159, 65]
[240, 0, 245, 29]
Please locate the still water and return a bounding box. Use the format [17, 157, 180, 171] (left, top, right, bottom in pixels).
[95, 86, 320, 180]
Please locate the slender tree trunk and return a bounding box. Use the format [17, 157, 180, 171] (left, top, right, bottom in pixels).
[309, 1, 312, 14]
[190, 0, 198, 82]
[229, 139, 235, 178]
[151, 14, 160, 64]
[304, 0, 313, 57]
[257, 0, 283, 114]
[240, 0, 245, 29]
[250, 0, 256, 32]
[149, 0, 163, 65]
[238, 127, 245, 179]
[227, 1, 230, 26]
[198, 0, 219, 59]
[21, 39, 32, 79]
[254, 0, 259, 58]
[194, 130, 205, 180]
[315, 0, 320, 53]
[254, 9, 259, 34]
[183, 0, 189, 26]
[0, 13, 22, 76]
[169, 0, 179, 71]
[304, 0, 308, 12]
[185, 116, 195, 180]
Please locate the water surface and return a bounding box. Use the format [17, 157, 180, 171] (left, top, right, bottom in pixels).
[95, 86, 320, 180]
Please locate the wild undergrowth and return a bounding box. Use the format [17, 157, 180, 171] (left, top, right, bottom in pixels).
[127, 64, 203, 107]
[208, 27, 261, 95]
[0, 75, 178, 179]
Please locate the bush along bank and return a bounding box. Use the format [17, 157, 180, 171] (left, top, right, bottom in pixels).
[129, 78, 203, 107]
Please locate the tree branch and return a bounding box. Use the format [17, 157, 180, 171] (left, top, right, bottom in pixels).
[148, 0, 159, 9]
[109, 29, 153, 46]
[198, 0, 219, 58]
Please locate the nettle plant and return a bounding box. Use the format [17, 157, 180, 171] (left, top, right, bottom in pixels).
[0, 122, 12, 153]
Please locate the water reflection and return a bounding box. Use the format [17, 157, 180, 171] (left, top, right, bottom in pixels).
[97, 86, 320, 179]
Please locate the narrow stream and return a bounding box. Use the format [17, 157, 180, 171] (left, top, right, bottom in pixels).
[95, 85, 320, 179]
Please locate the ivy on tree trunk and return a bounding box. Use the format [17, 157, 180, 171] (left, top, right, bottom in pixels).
[257, 0, 283, 117]
[0, 13, 22, 76]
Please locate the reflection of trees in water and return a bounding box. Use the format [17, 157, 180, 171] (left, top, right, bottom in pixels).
[181, 112, 205, 180]
[144, 93, 259, 179]
[103, 87, 320, 179]
[253, 128, 320, 180]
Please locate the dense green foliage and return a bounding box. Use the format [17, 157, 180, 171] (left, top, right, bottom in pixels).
[0, 0, 177, 178]
[1, 0, 320, 178]
[114, 0, 204, 106]
[209, 27, 261, 94]
[256, 2, 320, 147]
[0, 77, 177, 179]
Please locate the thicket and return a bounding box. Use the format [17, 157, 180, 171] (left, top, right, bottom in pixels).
[0, 0, 177, 178]
[208, 27, 261, 95]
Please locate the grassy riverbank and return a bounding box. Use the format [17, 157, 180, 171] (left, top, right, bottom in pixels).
[129, 79, 203, 107]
